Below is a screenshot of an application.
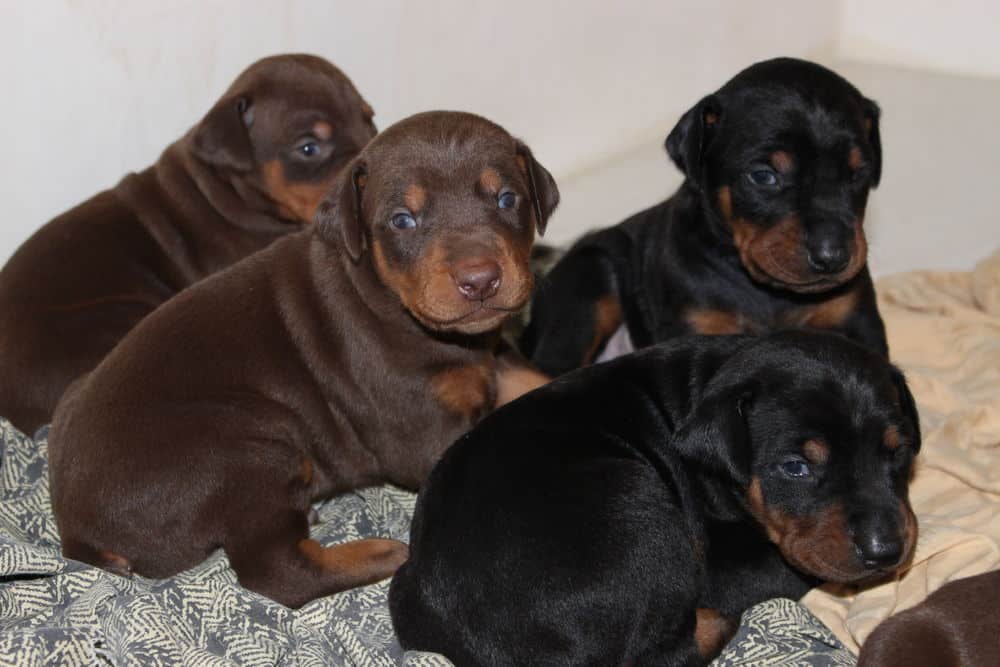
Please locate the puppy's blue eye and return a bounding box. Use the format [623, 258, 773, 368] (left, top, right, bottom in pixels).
[780, 460, 811, 478]
[747, 169, 779, 187]
[498, 191, 517, 210]
[391, 212, 417, 230]
[297, 142, 320, 158]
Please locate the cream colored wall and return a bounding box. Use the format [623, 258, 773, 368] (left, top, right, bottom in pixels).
[2, 1, 997, 274]
[1, 0, 838, 263]
[838, 0, 1000, 78]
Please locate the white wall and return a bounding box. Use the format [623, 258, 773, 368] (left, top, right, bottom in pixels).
[838, 0, 1000, 78]
[2, 1, 998, 273]
[0, 0, 838, 263]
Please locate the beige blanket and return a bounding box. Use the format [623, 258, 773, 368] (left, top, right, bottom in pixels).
[803, 246, 1000, 652]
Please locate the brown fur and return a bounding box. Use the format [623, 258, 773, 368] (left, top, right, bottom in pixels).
[694, 608, 736, 659]
[771, 150, 794, 172]
[848, 146, 863, 171]
[262, 160, 331, 223]
[685, 308, 749, 335]
[785, 282, 861, 329]
[404, 184, 427, 213]
[885, 425, 902, 451]
[298, 538, 409, 589]
[583, 296, 625, 363]
[479, 168, 502, 193]
[803, 439, 830, 464]
[748, 477, 917, 583]
[47, 111, 559, 608]
[432, 364, 495, 418]
[858, 570, 1000, 667]
[0, 54, 376, 435]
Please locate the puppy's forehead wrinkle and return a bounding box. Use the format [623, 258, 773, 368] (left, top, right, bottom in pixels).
[367, 113, 513, 159]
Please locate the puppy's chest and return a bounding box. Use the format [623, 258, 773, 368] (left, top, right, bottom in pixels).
[682, 288, 860, 336]
[429, 360, 497, 423]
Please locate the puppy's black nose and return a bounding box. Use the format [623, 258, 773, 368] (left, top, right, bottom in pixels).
[807, 241, 850, 274]
[857, 533, 903, 569]
[453, 260, 501, 301]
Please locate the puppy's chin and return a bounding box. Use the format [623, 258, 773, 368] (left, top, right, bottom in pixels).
[407, 304, 515, 336]
[741, 255, 864, 294]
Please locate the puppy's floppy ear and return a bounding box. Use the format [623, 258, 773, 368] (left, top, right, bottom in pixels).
[192, 95, 256, 172]
[316, 159, 368, 261]
[672, 384, 754, 490]
[862, 98, 882, 188]
[665, 94, 721, 189]
[515, 141, 560, 237]
[889, 366, 921, 453]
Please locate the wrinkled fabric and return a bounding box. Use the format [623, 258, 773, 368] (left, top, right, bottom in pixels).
[804, 246, 1000, 652]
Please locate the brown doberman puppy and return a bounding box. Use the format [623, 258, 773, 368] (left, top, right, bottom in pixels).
[857, 570, 1000, 667]
[48, 110, 559, 609]
[0, 54, 376, 435]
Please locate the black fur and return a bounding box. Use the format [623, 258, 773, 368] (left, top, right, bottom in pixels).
[522, 58, 888, 377]
[390, 331, 920, 666]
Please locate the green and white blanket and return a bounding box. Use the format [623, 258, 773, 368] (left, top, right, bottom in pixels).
[0, 419, 855, 666]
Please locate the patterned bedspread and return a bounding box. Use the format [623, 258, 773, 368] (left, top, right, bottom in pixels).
[0, 420, 855, 666]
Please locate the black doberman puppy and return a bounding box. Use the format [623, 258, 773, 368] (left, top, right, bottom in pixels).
[391, 331, 920, 666]
[522, 58, 888, 377]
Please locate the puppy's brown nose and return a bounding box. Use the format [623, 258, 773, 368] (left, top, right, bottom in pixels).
[452, 260, 501, 301]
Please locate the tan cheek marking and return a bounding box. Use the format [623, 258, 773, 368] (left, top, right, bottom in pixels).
[492, 230, 535, 309]
[416, 240, 466, 317]
[300, 456, 315, 486]
[717, 186, 733, 220]
[685, 308, 746, 335]
[771, 150, 794, 173]
[403, 184, 427, 213]
[749, 478, 865, 581]
[431, 364, 495, 417]
[803, 439, 830, 465]
[312, 121, 333, 141]
[298, 538, 409, 584]
[582, 295, 624, 364]
[371, 240, 402, 291]
[479, 168, 502, 193]
[704, 111, 719, 126]
[747, 477, 783, 543]
[262, 160, 332, 224]
[694, 608, 735, 660]
[848, 146, 863, 171]
[884, 425, 901, 451]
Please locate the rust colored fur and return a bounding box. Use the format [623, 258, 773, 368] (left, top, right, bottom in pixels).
[47, 111, 558, 609]
[858, 570, 1000, 667]
[0, 54, 377, 435]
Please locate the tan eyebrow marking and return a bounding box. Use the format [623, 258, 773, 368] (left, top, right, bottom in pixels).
[404, 183, 427, 212]
[479, 167, 502, 193]
[771, 150, 794, 173]
[803, 439, 830, 464]
[312, 121, 333, 141]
